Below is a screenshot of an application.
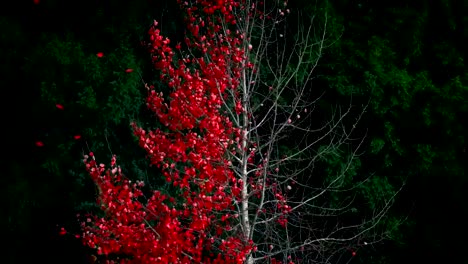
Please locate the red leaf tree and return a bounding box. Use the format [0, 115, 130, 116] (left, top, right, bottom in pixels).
[80, 0, 399, 263]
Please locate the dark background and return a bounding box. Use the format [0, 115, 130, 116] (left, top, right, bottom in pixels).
[1, 0, 467, 263]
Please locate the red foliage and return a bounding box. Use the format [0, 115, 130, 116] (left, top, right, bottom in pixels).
[80, 1, 253, 263]
[96, 52, 104, 58]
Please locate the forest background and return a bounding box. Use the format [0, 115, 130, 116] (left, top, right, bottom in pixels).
[1, 0, 467, 263]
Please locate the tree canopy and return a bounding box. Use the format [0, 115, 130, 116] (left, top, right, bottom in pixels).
[1, 0, 467, 263]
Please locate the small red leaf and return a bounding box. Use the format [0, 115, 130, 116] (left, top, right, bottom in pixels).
[59, 227, 67, 236]
[33, 0, 40, 4]
[36, 141, 44, 147]
[74, 135, 82, 140]
[96, 52, 104, 58]
[56, 104, 64, 110]
[125, 68, 134, 73]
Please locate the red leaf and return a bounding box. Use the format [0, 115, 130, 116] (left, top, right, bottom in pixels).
[56, 104, 64, 110]
[59, 227, 67, 235]
[79, 2, 255, 262]
[36, 141, 44, 147]
[33, 0, 40, 4]
[74, 135, 82, 140]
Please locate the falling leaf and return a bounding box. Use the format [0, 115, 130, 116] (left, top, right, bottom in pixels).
[74, 135, 82, 140]
[56, 104, 64, 110]
[96, 52, 104, 58]
[88, 255, 97, 264]
[125, 68, 134, 73]
[36, 141, 44, 147]
[59, 227, 67, 235]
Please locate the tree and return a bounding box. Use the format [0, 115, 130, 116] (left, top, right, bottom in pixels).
[79, 0, 399, 263]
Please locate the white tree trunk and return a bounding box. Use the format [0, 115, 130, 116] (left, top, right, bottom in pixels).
[219, 1, 401, 263]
